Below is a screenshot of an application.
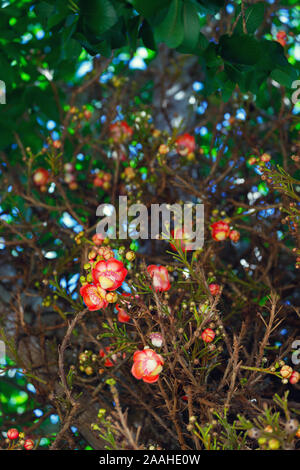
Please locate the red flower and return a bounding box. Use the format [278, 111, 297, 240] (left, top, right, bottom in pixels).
[147, 265, 171, 292]
[131, 348, 164, 383]
[209, 283, 220, 295]
[99, 347, 116, 367]
[84, 109, 92, 120]
[170, 227, 194, 252]
[80, 284, 108, 311]
[176, 133, 195, 156]
[92, 233, 105, 245]
[92, 258, 127, 291]
[24, 439, 34, 450]
[116, 304, 131, 323]
[109, 121, 133, 142]
[248, 157, 257, 165]
[211, 220, 230, 241]
[261, 153, 271, 163]
[276, 31, 287, 46]
[93, 176, 104, 187]
[7, 428, 19, 440]
[33, 168, 49, 186]
[229, 230, 240, 243]
[289, 371, 300, 384]
[201, 328, 215, 343]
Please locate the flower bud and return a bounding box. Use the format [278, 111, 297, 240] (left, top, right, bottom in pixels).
[268, 439, 280, 450]
[106, 292, 118, 303]
[125, 251, 136, 262]
[7, 428, 19, 440]
[280, 365, 293, 379]
[285, 419, 299, 434]
[289, 371, 300, 384]
[24, 439, 34, 450]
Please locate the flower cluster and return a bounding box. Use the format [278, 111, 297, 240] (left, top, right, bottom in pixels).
[276, 30, 287, 47]
[5, 429, 34, 450]
[109, 120, 133, 143]
[93, 169, 112, 190]
[63, 163, 78, 190]
[210, 220, 240, 243]
[280, 365, 300, 385]
[80, 238, 128, 311]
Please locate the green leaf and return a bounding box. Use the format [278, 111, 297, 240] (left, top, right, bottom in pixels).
[219, 34, 262, 66]
[270, 68, 294, 87]
[61, 38, 82, 61]
[126, 16, 141, 51]
[195, 0, 226, 14]
[140, 20, 156, 50]
[133, 0, 171, 18]
[179, 0, 201, 53]
[34, 2, 54, 23]
[234, 2, 265, 34]
[155, 0, 184, 48]
[81, 0, 118, 36]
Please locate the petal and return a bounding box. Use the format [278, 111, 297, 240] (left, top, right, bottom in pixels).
[107, 259, 124, 271]
[131, 361, 144, 379]
[99, 276, 115, 290]
[133, 350, 147, 362]
[143, 374, 159, 384]
[149, 364, 163, 376]
[147, 265, 156, 276]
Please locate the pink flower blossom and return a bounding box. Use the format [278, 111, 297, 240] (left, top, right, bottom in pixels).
[131, 348, 164, 383]
[92, 258, 127, 291]
[147, 265, 171, 292]
[211, 220, 230, 241]
[80, 284, 108, 311]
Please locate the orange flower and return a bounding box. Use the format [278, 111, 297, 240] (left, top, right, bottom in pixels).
[229, 230, 240, 243]
[116, 304, 131, 323]
[109, 120, 133, 142]
[92, 233, 105, 246]
[131, 348, 164, 383]
[33, 168, 49, 186]
[147, 265, 171, 292]
[80, 284, 108, 311]
[170, 227, 194, 252]
[201, 328, 215, 343]
[210, 220, 230, 241]
[176, 133, 195, 156]
[276, 31, 287, 46]
[92, 258, 127, 291]
[209, 283, 220, 295]
[261, 153, 271, 163]
[248, 157, 257, 165]
[99, 347, 116, 367]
